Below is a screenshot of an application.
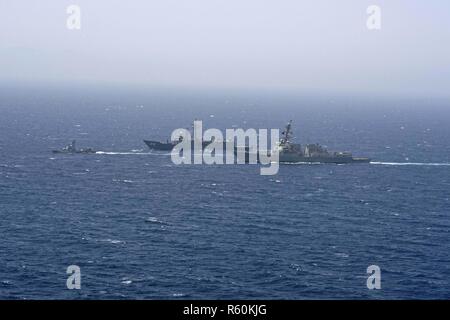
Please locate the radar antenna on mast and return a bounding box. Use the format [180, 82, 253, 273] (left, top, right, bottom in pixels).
[280, 120, 293, 145]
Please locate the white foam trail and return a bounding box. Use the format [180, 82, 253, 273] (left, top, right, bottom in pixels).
[281, 162, 322, 165]
[370, 162, 450, 166]
[95, 151, 170, 156]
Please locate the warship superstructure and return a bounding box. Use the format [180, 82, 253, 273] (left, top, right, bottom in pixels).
[275, 120, 370, 163]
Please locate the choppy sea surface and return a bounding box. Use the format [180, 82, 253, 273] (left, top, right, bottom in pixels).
[1, 85, 449, 299]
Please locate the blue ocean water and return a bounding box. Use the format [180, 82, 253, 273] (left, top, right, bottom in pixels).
[1, 85, 450, 299]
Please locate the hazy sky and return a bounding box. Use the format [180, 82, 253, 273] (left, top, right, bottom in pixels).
[1, 0, 449, 96]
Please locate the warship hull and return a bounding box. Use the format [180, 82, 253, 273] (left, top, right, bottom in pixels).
[144, 139, 227, 151]
[143, 140, 176, 151]
[239, 152, 370, 164]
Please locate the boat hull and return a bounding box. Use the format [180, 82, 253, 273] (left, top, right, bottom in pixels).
[143, 140, 175, 151]
[144, 139, 227, 151]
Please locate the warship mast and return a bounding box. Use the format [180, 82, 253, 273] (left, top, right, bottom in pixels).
[280, 120, 293, 146]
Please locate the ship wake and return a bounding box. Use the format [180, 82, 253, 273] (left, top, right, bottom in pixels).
[95, 151, 170, 156]
[370, 161, 450, 166]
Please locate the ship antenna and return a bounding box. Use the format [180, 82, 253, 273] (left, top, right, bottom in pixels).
[285, 120, 293, 142]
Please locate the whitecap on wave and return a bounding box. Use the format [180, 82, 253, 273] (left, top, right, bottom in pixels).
[102, 239, 125, 244]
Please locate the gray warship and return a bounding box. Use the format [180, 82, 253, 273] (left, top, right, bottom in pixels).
[143, 136, 220, 151]
[275, 120, 370, 164]
[143, 137, 183, 151]
[236, 120, 370, 164]
[52, 140, 96, 154]
[144, 124, 226, 151]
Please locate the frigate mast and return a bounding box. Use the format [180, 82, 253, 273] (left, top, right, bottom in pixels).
[280, 120, 293, 146]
